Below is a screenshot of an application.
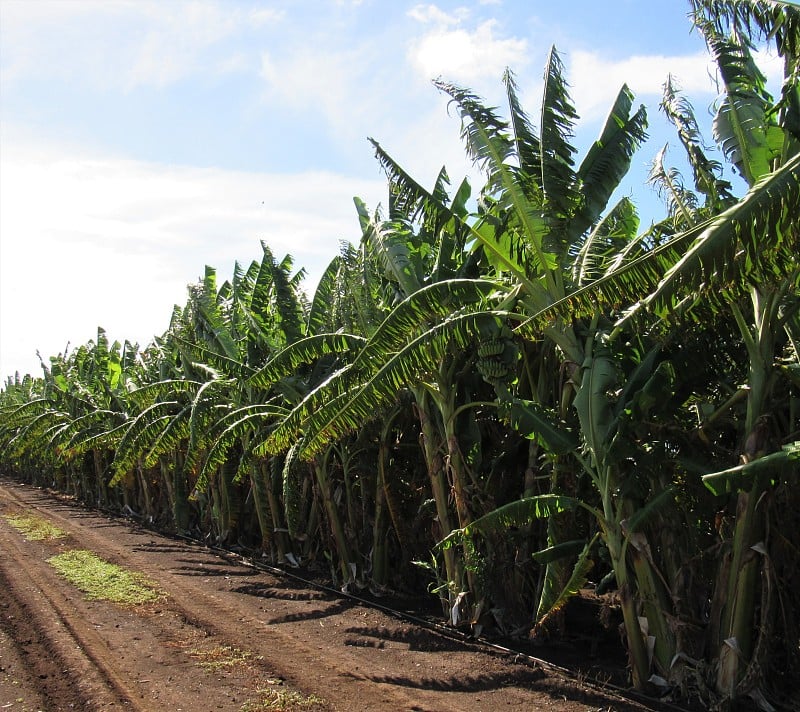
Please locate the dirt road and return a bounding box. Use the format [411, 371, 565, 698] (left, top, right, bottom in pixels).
[0, 477, 655, 711]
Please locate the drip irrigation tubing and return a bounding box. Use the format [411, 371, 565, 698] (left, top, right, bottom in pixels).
[14, 480, 697, 712]
[167, 531, 696, 712]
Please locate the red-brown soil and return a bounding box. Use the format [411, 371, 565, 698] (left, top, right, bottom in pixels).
[0, 477, 662, 711]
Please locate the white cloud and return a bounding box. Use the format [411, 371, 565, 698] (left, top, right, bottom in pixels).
[753, 48, 785, 93]
[0, 134, 383, 377]
[125, 3, 245, 88]
[260, 46, 361, 113]
[567, 46, 787, 122]
[0, 0, 279, 90]
[249, 7, 285, 27]
[408, 13, 528, 85]
[258, 40, 486, 207]
[568, 50, 716, 120]
[408, 4, 469, 27]
[259, 43, 385, 153]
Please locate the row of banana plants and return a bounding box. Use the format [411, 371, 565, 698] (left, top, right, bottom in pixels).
[1, 1, 799, 708]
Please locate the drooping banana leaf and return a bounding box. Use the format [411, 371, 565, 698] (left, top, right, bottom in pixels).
[702, 441, 800, 494]
[437, 494, 589, 550]
[571, 85, 648, 242]
[535, 533, 599, 628]
[501, 397, 577, 455]
[574, 353, 617, 466]
[531, 538, 588, 565]
[248, 333, 367, 391]
[195, 403, 288, 490]
[289, 309, 516, 460]
[516, 150, 800, 331]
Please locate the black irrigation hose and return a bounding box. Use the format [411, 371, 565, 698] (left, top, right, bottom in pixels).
[166, 531, 696, 712]
[16, 481, 694, 712]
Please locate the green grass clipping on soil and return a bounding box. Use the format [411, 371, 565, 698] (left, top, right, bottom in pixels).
[46, 550, 162, 605]
[3, 513, 66, 541]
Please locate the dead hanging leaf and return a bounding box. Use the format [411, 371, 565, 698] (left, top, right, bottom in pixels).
[723, 637, 742, 657]
[648, 674, 670, 691]
[451, 591, 468, 626]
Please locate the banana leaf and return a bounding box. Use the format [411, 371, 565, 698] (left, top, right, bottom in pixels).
[702, 442, 800, 494]
[502, 397, 578, 455]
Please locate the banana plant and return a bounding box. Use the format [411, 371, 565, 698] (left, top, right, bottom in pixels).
[255, 274, 511, 601]
[0, 331, 140, 507]
[180, 245, 310, 548]
[103, 242, 311, 542]
[612, 7, 800, 702]
[513, 3, 800, 701]
[428, 52, 683, 683]
[688, 4, 800, 704]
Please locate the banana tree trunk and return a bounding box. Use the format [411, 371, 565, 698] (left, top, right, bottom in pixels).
[249, 461, 273, 553]
[414, 389, 462, 611]
[440, 389, 479, 613]
[313, 456, 354, 585]
[378, 437, 411, 566]
[604, 518, 652, 690]
[79, 455, 91, 503]
[172, 452, 190, 533]
[716, 481, 766, 698]
[629, 541, 676, 676]
[266, 459, 291, 562]
[135, 461, 153, 520]
[212, 458, 240, 545]
[573, 336, 676, 690]
[159, 457, 175, 523]
[336, 445, 358, 547]
[715, 290, 778, 698]
[93, 450, 108, 507]
[301, 482, 321, 562]
[371, 448, 389, 588]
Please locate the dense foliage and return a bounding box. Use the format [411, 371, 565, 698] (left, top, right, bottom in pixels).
[1, 2, 798, 708]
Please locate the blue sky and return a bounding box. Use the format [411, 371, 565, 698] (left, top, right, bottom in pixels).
[0, 0, 779, 378]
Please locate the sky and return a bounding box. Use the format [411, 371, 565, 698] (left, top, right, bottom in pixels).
[0, 0, 781, 379]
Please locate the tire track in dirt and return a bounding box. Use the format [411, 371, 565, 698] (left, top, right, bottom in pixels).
[0, 521, 144, 711]
[0, 484, 445, 711]
[0, 483, 464, 711]
[0, 564, 72, 711]
[0, 486, 304, 712]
